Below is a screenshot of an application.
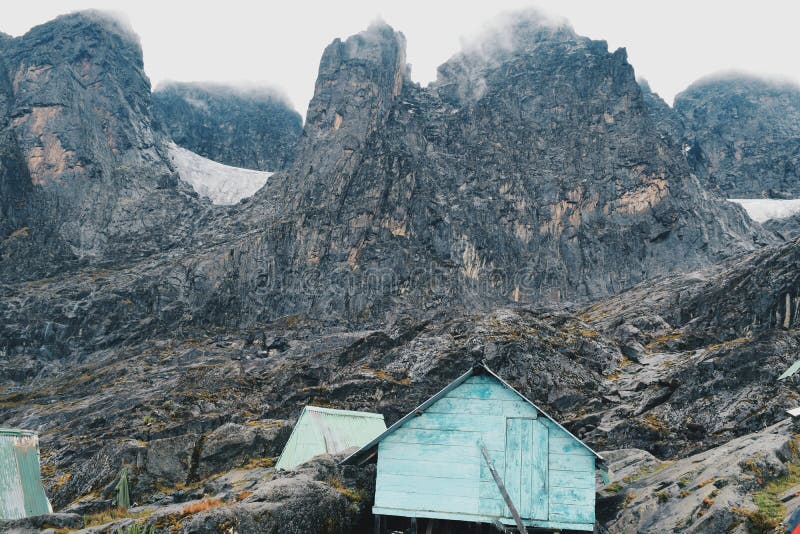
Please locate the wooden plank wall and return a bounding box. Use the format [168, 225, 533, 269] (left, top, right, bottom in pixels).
[373, 374, 595, 528]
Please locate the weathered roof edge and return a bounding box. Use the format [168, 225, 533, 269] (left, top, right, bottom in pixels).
[303, 405, 385, 419]
[341, 362, 604, 465]
[0, 428, 37, 437]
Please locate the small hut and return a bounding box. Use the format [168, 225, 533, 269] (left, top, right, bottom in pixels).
[343, 364, 604, 533]
[276, 406, 387, 470]
[0, 429, 52, 520]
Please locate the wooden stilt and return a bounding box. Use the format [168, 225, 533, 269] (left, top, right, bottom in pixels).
[374, 514, 382, 534]
[411, 517, 418, 534]
[425, 518, 436, 534]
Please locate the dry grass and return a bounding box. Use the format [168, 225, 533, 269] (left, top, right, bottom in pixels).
[243, 456, 275, 469]
[82, 507, 150, 528]
[181, 497, 223, 515]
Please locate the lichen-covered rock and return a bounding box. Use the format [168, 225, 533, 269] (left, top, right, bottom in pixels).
[176, 456, 375, 534]
[600, 422, 799, 533]
[196, 421, 290, 479]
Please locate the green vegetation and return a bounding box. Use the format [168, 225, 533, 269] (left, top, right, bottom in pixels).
[603, 481, 623, 493]
[746, 461, 800, 533]
[115, 467, 130, 510]
[325, 476, 367, 503]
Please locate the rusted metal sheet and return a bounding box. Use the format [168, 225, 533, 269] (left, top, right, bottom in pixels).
[0, 429, 52, 519]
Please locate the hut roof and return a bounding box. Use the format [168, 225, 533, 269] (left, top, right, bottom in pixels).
[275, 406, 386, 470]
[342, 363, 604, 465]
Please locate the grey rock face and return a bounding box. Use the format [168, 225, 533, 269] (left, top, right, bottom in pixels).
[601, 422, 798, 533]
[152, 82, 302, 171]
[246, 15, 770, 322]
[0, 11, 205, 281]
[675, 74, 800, 198]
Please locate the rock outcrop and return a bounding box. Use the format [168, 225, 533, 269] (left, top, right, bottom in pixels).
[153, 82, 302, 171]
[675, 74, 800, 198]
[0, 11, 205, 281]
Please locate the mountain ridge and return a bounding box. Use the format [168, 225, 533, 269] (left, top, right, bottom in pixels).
[1, 10, 798, 534]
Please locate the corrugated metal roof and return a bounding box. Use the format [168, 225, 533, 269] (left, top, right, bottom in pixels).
[275, 406, 387, 470]
[0, 429, 52, 520]
[342, 362, 604, 465]
[779, 358, 800, 380]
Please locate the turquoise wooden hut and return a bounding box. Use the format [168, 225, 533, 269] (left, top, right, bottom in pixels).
[343, 364, 604, 533]
[276, 406, 386, 470]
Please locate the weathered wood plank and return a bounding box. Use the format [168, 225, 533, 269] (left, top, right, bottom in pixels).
[464, 375, 496, 384]
[379, 457, 480, 480]
[379, 441, 482, 462]
[502, 400, 537, 417]
[549, 436, 593, 455]
[548, 469, 595, 489]
[479, 440, 528, 534]
[403, 413, 505, 433]
[445, 383, 520, 401]
[549, 453, 594, 472]
[530, 419, 549, 520]
[549, 486, 595, 506]
[548, 504, 595, 523]
[384, 428, 482, 447]
[520, 419, 534, 518]
[426, 398, 502, 415]
[504, 419, 522, 518]
[377, 473, 480, 498]
[374, 490, 482, 514]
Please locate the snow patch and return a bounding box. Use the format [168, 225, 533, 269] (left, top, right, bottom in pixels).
[728, 198, 800, 222]
[167, 143, 272, 205]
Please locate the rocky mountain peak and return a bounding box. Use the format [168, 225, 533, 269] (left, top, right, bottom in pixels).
[298, 22, 407, 158]
[675, 72, 800, 198]
[0, 8, 203, 280]
[283, 22, 408, 207]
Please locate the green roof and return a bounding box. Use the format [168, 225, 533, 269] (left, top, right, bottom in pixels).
[0, 429, 52, 520]
[275, 406, 387, 470]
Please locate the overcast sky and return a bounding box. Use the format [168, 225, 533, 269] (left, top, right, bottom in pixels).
[4, 1, 799, 115]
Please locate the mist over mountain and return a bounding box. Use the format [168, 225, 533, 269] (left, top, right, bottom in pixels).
[1, 9, 799, 534]
[152, 81, 302, 171]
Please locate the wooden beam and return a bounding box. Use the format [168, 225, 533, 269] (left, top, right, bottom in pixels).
[479, 442, 527, 534]
[374, 514, 382, 534]
[425, 519, 436, 534]
[411, 517, 418, 534]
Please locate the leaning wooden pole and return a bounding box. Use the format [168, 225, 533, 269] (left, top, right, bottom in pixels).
[479, 442, 527, 534]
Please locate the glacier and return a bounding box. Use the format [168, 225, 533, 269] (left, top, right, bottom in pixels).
[728, 198, 800, 223]
[167, 143, 272, 205]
